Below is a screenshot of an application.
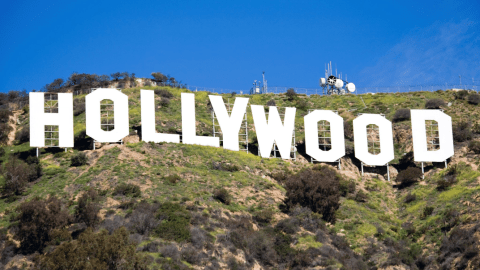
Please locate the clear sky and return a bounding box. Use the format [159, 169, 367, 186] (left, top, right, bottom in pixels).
[1, 0, 479, 92]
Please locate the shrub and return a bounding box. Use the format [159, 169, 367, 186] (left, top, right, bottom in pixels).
[284, 166, 341, 223]
[404, 193, 416, 203]
[127, 201, 160, 236]
[425, 99, 445, 109]
[467, 94, 480, 105]
[75, 188, 101, 227]
[211, 161, 239, 172]
[253, 209, 275, 225]
[455, 90, 469, 100]
[114, 183, 141, 197]
[15, 125, 30, 144]
[286, 88, 297, 100]
[392, 109, 411, 122]
[437, 165, 458, 191]
[354, 190, 368, 203]
[26, 156, 43, 181]
[1, 157, 31, 195]
[15, 196, 71, 253]
[213, 187, 232, 205]
[70, 152, 88, 166]
[37, 227, 148, 270]
[296, 99, 308, 110]
[164, 174, 181, 185]
[344, 121, 353, 141]
[420, 206, 434, 219]
[154, 89, 174, 99]
[155, 203, 191, 242]
[190, 227, 207, 249]
[266, 99, 276, 106]
[468, 140, 480, 154]
[339, 179, 355, 196]
[0, 147, 5, 157]
[396, 167, 422, 188]
[159, 97, 170, 107]
[453, 121, 473, 142]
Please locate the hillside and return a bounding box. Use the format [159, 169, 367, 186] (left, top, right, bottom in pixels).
[0, 87, 480, 270]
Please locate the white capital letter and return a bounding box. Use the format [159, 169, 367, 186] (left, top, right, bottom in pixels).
[304, 110, 345, 162]
[86, 88, 129, 143]
[141, 90, 180, 143]
[251, 105, 296, 159]
[209, 95, 249, 151]
[181, 93, 219, 147]
[353, 114, 394, 166]
[411, 110, 454, 162]
[29, 93, 73, 147]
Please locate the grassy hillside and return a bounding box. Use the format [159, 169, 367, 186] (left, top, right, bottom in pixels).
[0, 87, 479, 269]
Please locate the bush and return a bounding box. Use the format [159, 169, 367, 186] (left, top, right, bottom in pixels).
[155, 203, 191, 242]
[339, 179, 355, 196]
[154, 89, 174, 99]
[421, 206, 434, 219]
[164, 174, 181, 185]
[354, 190, 369, 203]
[396, 167, 422, 188]
[453, 121, 473, 142]
[114, 183, 141, 197]
[15, 125, 30, 144]
[253, 209, 275, 225]
[284, 166, 341, 223]
[467, 94, 480, 105]
[266, 99, 276, 106]
[344, 121, 353, 141]
[213, 188, 231, 205]
[392, 109, 411, 122]
[211, 161, 239, 172]
[127, 201, 160, 236]
[437, 165, 458, 191]
[296, 99, 308, 110]
[425, 99, 446, 109]
[37, 227, 148, 270]
[1, 157, 33, 195]
[286, 88, 297, 100]
[75, 188, 101, 227]
[0, 147, 5, 157]
[455, 90, 469, 100]
[15, 196, 71, 253]
[468, 140, 480, 154]
[159, 97, 170, 107]
[70, 152, 88, 166]
[404, 193, 416, 203]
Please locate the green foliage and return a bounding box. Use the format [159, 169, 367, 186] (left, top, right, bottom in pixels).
[37, 227, 148, 270]
[286, 88, 297, 100]
[455, 90, 469, 100]
[425, 98, 446, 109]
[70, 152, 88, 166]
[155, 202, 191, 242]
[114, 182, 141, 197]
[467, 93, 480, 105]
[437, 165, 458, 191]
[75, 188, 101, 227]
[164, 174, 181, 185]
[453, 121, 473, 142]
[339, 179, 356, 196]
[285, 166, 341, 223]
[392, 108, 411, 122]
[1, 156, 42, 196]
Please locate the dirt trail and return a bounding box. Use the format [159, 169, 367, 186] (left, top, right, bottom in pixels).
[7, 110, 21, 145]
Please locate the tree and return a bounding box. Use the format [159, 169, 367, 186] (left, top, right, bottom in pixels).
[151, 72, 168, 84]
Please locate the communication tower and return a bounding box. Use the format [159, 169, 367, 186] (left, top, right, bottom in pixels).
[319, 62, 355, 95]
[250, 72, 268, 94]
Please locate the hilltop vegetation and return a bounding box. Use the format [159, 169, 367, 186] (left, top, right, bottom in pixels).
[0, 86, 480, 269]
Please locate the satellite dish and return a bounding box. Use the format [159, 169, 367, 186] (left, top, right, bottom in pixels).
[335, 79, 344, 89]
[346, 83, 356, 93]
[327, 75, 336, 85]
[320, 78, 326, 86]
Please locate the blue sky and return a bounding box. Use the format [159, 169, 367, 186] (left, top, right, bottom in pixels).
[1, 0, 479, 92]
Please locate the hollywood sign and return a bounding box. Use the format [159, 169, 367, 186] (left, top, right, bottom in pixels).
[29, 89, 454, 166]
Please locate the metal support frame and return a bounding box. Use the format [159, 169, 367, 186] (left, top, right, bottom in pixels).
[211, 99, 248, 153]
[308, 109, 341, 169]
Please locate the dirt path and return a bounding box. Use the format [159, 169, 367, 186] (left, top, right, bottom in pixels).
[7, 110, 21, 145]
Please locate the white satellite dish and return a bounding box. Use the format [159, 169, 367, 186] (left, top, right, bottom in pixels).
[320, 78, 326, 86]
[335, 79, 344, 89]
[346, 83, 356, 93]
